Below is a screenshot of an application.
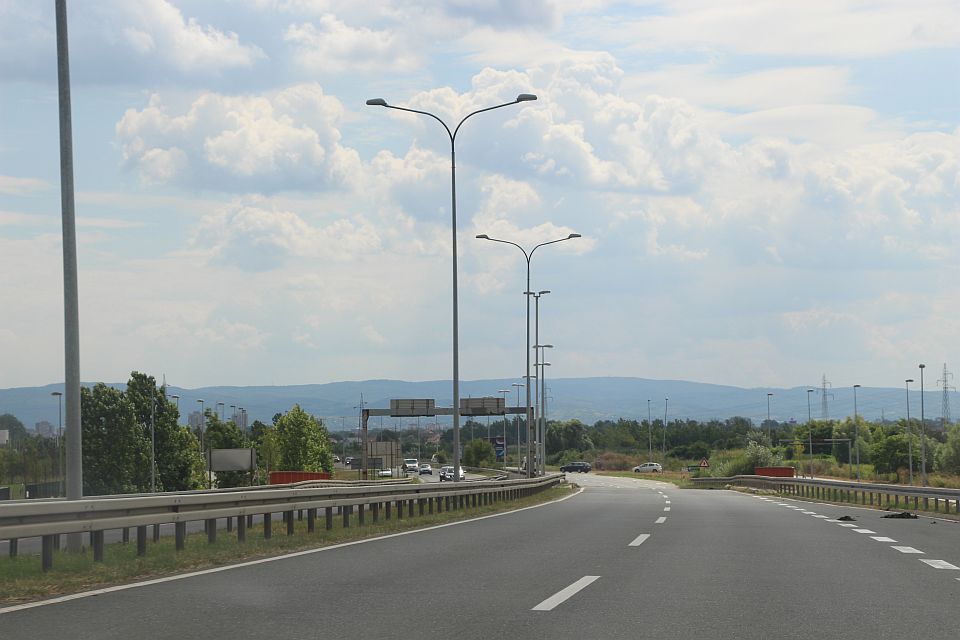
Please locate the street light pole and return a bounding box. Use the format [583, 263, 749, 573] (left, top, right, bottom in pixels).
[905, 379, 914, 485]
[766, 393, 773, 443]
[368, 93, 537, 483]
[512, 383, 524, 470]
[647, 399, 652, 461]
[55, 0, 84, 553]
[806, 389, 814, 478]
[663, 398, 669, 460]
[51, 391, 63, 496]
[498, 389, 510, 465]
[853, 384, 861, 482]
[919, 364, 927, 486]
[476, 234, 580, 476]
[537, 360, 551, 474]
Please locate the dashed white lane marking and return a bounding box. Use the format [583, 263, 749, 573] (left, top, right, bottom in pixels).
[662, 495, 669, 500]
[628, 534, 651, 547]
[852, 529, 876, 534]
[837, 523, 859, 528]
[801, 511, 817, 515]
[891, 546, 924, 554]
[919, 559, 960, 570]
[812, 515, 829, 519]
[532, 576, 600, 611]
[871, 536, 897, 542]
[663, 507, 671, 512]
[824, 519, 842, 522]
[665, 500, 671, 504]
[655, 516, 667, 524]
[776, 503, 789, 506]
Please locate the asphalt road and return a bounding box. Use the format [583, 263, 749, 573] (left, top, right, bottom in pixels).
[4, 474, 960, 639]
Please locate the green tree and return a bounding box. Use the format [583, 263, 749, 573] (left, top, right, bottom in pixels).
[81, 383, 149, 495]
[935, 423, 960, 474]
[271, 405, 333, 473]
[204, 414, 252, 488]
[463, 438, 496, 467]
[0, 413, 29, 443]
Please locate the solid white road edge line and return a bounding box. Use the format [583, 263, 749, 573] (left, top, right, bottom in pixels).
[628, 534, 651, 547]
[532, 576, 601, 611]
[0, 485, 585, 616]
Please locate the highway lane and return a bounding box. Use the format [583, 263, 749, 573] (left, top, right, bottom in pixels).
[4, 474, 959, 639]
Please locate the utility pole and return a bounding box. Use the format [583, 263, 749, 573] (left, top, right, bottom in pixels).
[647, 399, 652, 461]
[938, 363, 954, 431]
[919, 364, 927, 486]
[820, 374, 833, 420]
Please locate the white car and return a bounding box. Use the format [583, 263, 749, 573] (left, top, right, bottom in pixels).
[419, 463, 432, 475]
[403, 458, 419, 474]
[439, 465, 465, 482]
[377, 468, 393, 477]
[632, 462, 663, 473]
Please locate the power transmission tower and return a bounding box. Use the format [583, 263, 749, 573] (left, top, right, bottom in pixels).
[938, 363, 955, 429]
[819, 374, 833, 420]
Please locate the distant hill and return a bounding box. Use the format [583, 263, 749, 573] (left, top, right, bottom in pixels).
[2, 377, 954, 432]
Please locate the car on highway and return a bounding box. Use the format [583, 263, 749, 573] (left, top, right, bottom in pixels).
[419, 463, 432, 475]
[439, 465, 465, 482]
[344, 456, 353, 466]
[560, 461, 591, 473]
[333, 455, 341, 463]
[632, 462, 663, 473]
[403, 458, 419, 474]
[377, 468, 393, 477]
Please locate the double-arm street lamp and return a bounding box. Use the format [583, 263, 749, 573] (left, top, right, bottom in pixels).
[476, 233, 580, 476]
[367, 92, 537, 482]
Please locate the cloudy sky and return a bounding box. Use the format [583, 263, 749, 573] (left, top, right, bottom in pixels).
[1, 0, 958, 392]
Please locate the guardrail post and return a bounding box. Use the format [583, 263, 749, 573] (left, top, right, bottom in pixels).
[914, 496, 920, 510]
[372, 502, 380, 523]
[175, 522, 186, 550]
[122, 527, 130, 544]
[153, 524, 160, 542]
[342, 505, 350, 528]
[444, 496, 450, 511]
[396, 500, 403, 520]
[264, 513, 272, 539]
[358, 503, 365, 526]
[298, 509, 303, 521]
[428, 497, 434, 514]
[8, 539, 17, 558]
[137, 526, 147, 556]
[247, 515, 253, 529]
[419, 498, 425, 516]
[286, 510, 295, 535]
[325, 506, 333, 530]
[207, 518, 217, 544]
[471, 494, 477, 508]
[923, 497, 929, 510]
[307, 508, 316, 533]
[42, 535, 54, 572]
[238, 514, 246, 543]
[227, 517, 233, 533]
[93, 530, 104, 561]
[386, 501, 392, 519]
[408, 499, 414, 518]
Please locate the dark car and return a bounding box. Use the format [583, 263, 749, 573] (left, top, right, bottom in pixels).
[560, 461, 591, 473]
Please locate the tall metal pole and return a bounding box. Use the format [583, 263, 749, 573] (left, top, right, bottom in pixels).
[663, 398, 668, 460]
[806, 389, 814, 478]
[647, 399, 652, 460]
[766, 393, 773, 443]
[919, 364, 927, 485]
[498, 389, 510, 464]
[532, 292, 539, 474]
[367, 94, 537, 483]
[905, 379, 914, 485]
[56, 0, 83, 553]
[853, 384, 861, 482]
[51, 392, 63, 496]
[513, 383, 523, 469]
[540, 361, 550, 473]
[150, 392, 156, 493]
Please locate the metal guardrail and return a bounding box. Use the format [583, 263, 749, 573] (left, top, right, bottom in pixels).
[693, 475, 960, 515]
[0, 474, 563, 571]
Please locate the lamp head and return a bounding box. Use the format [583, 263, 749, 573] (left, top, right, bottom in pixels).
[516, 93, 537, 102]
[919, 363, 926, 369]
[538, 289, 551, 295]
[906, 379, 914, 383]
[854, 384, 861, 388]
[366, 98, 388, 107]
[567, 233, 581, 239]
[476, 234, 489, 239]
[51, 391, 62, 397]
